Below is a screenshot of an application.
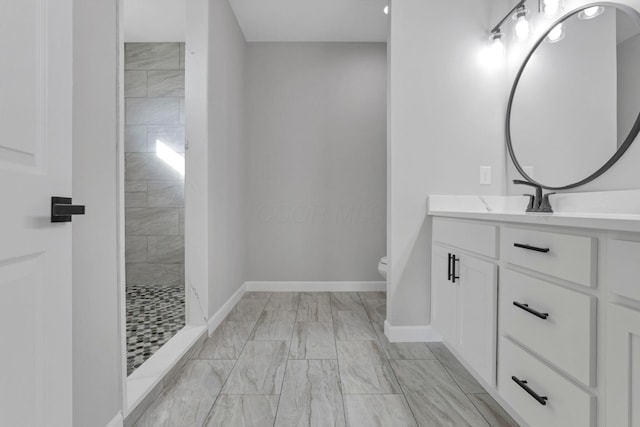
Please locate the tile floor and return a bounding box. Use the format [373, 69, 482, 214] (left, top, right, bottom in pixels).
[126, 284, 185, 374]
[132, 291, 518, 427]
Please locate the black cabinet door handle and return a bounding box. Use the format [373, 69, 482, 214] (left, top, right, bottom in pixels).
[51, 197, 86, 223]
[513, 302, 549, 320]
[514, 243, 550, 253]
[512, 376, 548, 405]
[451, 255, 460, 283]
[447, 253, 453, 281]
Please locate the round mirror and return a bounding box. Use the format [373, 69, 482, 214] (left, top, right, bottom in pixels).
[507, 3, 640, 189]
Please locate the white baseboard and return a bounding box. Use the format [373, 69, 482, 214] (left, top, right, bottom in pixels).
[106, 412, 123, 427]
[207, 283, 247, 335]
[244, 281, 386, 292]
[384, 320, 442, 343]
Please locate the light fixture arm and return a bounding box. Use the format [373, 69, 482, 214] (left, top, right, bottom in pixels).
[491, 0, 527, 33]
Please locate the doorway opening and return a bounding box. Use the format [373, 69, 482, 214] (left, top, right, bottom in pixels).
[123, 42, 186, 374]
[118, 0, 211, 421]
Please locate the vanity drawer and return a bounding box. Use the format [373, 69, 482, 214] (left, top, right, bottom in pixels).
[500, 269, 596, 386]
[498, 337, 595, 427]
[432, 218, 497, 258]
[607, 238, 640, 302]
[501, 227, 597, 287]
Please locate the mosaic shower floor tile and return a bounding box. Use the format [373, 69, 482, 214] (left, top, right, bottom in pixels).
[126, 284, 185, 375]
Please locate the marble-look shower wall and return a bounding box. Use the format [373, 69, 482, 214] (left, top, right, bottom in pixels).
[124, 43, 185, 287]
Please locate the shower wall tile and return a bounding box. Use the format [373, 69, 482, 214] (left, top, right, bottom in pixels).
[125, 180, 148, 193]
[126, 98, 181, 125]
[125, 71, 147, 97]
[126, 208, 180, 236]
[125, 153, 184, 181]
[148, 181, 184, 207]
[125, 42, 185, 287]
[125, 190, 148, 208]
[125, 43, 180, 70]
[126, 263, 183, 286]
[147, 125, 185, 153]
[148, 70, 185, 97]
[126, 236, 148, 263]
[148, 236, 185, 263]
[125, 126, 148, 153]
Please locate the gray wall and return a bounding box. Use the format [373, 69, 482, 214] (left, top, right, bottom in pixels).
[207, 0, 248, 316]
[245, 43, 387, 282]
[72, 0, 121, 425]
[124, 43, 185, 287]
[388, 0, 508, 327]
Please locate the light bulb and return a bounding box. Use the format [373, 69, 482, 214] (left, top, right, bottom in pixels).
[547, 23, 565, 43]
[542, 0, 560, 17]
[515, 15, 530, 40]
[383, 5, 389, 15]
[513, 7, 530, 41]
[584, 6, 600, 17]
[479, 31, 504, 68]
[579, 6, 604, 20]
[490, 32, 504, 56]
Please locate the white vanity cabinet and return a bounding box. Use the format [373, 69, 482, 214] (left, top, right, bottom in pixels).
[427, 192, 640, 427]
[501, 227, 597, 288]
[606, 238, 640, 427]
[431, 244, 457, 344]
[606, 303, 640, 427]
[498, 226, 598, 427]
[431, 218, 498, 387]
[499, 269, 596, 387]
[430, 216, 604, 427]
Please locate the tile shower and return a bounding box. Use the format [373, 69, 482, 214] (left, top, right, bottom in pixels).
[124, 43, 186, 374]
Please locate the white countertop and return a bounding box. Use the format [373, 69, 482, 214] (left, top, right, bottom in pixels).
[428, 190, 640, 232]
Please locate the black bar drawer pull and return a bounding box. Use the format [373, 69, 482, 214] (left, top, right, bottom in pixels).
[512, 376, 548, 405]
[451, 255, 460, 283]
[514, 243, 550, 253]
[448, 253, 453, 281]
[513, 301, 549, 320]
[51, 197, 86, 223]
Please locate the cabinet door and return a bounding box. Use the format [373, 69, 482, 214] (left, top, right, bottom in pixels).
[457, 255, 497, 387]
[431, 245, 457, 345]
[607, 303, 640, 427]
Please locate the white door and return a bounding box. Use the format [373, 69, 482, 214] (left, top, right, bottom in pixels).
[431, 245, 457, 344]
[457, 255, 497, 387]
[607, 303, 640, 427]
[0, 1, 74, 426]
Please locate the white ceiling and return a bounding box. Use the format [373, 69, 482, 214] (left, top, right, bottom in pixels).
[228, 0, 389, 42]
[124, 0, 388, 43]
[124, 0, 185, 42]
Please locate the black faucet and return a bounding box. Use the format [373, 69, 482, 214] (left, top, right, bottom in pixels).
[513, 180, 555, 213]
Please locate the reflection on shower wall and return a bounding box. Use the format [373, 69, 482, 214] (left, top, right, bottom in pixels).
[124, 42, 185, 374]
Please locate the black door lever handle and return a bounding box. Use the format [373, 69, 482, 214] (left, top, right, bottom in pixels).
[51, 197, 86, 222]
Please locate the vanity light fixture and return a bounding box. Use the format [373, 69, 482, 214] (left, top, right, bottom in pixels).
[578, 5, 604, 20]
[383, 5, 389, 15]
[513, 5, 531, 40]
[539, 0, 562, 17]
[546, 22, 565, 42]
[484, 0, 528, 63]
[490, 0, 528, 44]
[479, 30, 505, 67]
[490, 30, 505, 55]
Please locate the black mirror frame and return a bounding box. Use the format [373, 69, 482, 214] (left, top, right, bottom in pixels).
[506, 2, 640, 190]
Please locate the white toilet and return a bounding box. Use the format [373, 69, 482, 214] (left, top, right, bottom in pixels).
[377, 256, 387, 279]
